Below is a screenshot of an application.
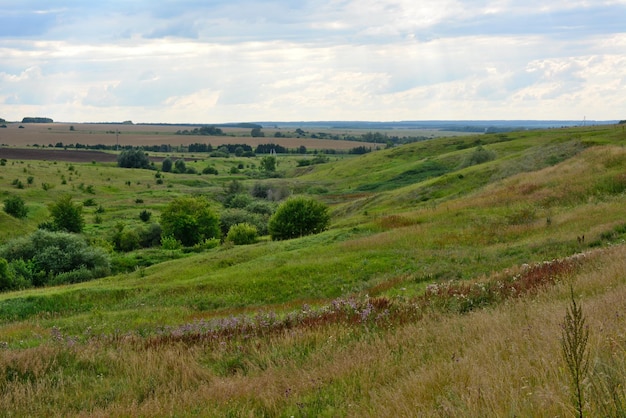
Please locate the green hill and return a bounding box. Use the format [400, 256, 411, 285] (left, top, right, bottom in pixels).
[1, 124, 626, 416]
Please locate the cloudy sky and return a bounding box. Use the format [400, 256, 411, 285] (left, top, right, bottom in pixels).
[0, 1, 625, 123]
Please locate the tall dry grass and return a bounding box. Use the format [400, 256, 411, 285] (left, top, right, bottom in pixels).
[2, 246, 625, 416]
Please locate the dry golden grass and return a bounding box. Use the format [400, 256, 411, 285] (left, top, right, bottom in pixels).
[2, 246, 624, 416]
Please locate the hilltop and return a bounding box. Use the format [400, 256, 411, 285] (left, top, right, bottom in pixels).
[1, 124, 626, 416]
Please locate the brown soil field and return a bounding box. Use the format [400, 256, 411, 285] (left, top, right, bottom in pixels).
[0, 123, 378, 150]
[0, 147, 119, 163]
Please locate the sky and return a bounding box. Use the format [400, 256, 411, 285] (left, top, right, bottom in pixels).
[0, 1, 625, 124]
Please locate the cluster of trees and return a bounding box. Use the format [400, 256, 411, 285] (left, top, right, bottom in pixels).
[176, 126, 225, 136]
[255, 143, 287, 154]
[1, 188, 330, 291]
[117, 149, 153, 169]
[21, 117, 53, 123]
[0, 230, 110, 291]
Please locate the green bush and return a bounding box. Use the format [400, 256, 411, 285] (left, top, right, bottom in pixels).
[161, 235, 182, 250]
[119, 228, 141, 252]
[139, 223, 162, 248]
[48, 195, 84, 233]
[3, 195, 28, 219]
[174, 159, 186, 173]
[203, 166, 219, 175]
[0, 258, 11, 291]
[0, 230, 110, 287]
[226, 223, 258, 245]
[462, 145, 496, 167]
[245, 200, 275, 216]
[268, 196, 330, 240]
[162, 157, 172, 172]
[139, 209, 152, 222]
[160, 196, 220, 246]
[220, 209, 269, 237]
[225, 193, 253, 209]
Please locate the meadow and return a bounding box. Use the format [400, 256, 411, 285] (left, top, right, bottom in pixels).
[1, 122, 626, 416]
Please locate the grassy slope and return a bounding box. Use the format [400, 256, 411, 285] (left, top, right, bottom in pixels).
[2, 124, 626, 415]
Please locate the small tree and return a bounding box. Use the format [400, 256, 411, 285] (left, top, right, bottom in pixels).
[3, 195, 28, 218]
[48, 195, 84, 233]
[162, 157, 173, 172]
[160, 196, 220, 246]
[268, 196, 330, 240]
[174, 159, 186, 173]
[251, 127, 265, 137]
[139, 209, 152, 222]
[261, 156, 276, 172]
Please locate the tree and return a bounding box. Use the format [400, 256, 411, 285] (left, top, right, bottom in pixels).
[174, 159, 186, 173]
[48, 195, 84, 233]
[162, 157, 173, 172]
[117, 148, 151, 169]
[3, 195, 27, 218]
[160, 196, 220, 246]
[268, 196, 330, 240]
[261, 156, 276, 172]
[251, 127, 265, 137]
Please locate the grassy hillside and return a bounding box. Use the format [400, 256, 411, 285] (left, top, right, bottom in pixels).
[1, 124, 626, 416]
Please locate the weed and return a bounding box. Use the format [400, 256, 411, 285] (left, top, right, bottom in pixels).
[561, 285, 590, 418]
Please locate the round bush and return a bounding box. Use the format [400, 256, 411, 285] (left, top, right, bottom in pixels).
[160, 196, 220, 246]
[268, 196, 330, 240]
[3, 195, 27, 218]
[226, 223, 258, 245]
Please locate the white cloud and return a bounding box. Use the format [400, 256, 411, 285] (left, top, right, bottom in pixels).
[0, 1, 624, 122]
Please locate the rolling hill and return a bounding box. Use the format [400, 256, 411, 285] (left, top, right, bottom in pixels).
[1, 124, 626, 416]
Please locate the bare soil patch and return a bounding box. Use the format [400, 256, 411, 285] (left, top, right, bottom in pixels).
[0, 147, 118, 163]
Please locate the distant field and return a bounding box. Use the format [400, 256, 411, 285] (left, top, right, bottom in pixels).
[0, 122, 378, 150]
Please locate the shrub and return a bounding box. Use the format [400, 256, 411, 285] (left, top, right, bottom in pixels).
[0, 230, 110, 287]
[48, 195, 84, 233]
[3, 195, 28, 218]
[174, 159, 186, 173]
[226, 223, 258, 245]
[160, 196, 220, 246]
[225, 193, 253, 209]
[0, 258, 12, 291]
[119, 228, 141, 252]
[251, 182, 270, 198]
[246, 200, 275, 216]
[268, 196, 330, 240]
[162, 157, 172, 172]
[220, 209, 269, 237]
[139, 223, 162, 248]
[202, 166, 219, 175]
[139, 209, 152, 222]
[161, 235, 182, 250]
[462, 145, 496, 167]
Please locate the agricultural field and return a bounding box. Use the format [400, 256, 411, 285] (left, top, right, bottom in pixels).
[1, 123, 626, 416]
[0, 122, 379, 151]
